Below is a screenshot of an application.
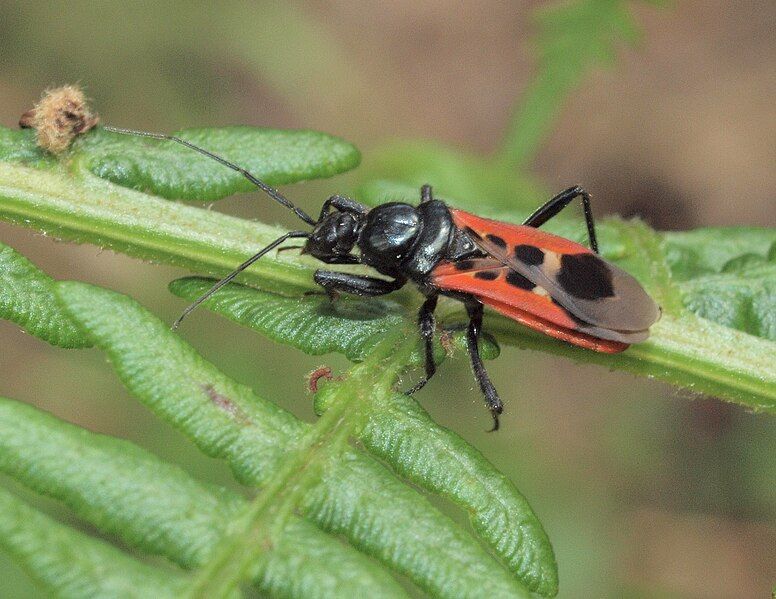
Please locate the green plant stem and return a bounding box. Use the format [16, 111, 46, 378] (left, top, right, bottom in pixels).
[0, 162, 317, 294]
[1, 161, 773, 411]
[184, 331, 416, 598]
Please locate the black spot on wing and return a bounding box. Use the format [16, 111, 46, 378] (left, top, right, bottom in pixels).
[455, 260, 475, 271]
[464, 226, 482, 240]
[514, 244, 544, 266]
[505, 270, 535, 290]
[557, 253, 615, 300]
[485, 234, 506, 249]
[474, 270, 500, 281]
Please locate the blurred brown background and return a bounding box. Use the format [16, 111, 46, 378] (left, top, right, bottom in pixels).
[1, 1, 774, 597]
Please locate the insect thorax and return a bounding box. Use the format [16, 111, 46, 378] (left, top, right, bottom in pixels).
[357, 200, 455, 279]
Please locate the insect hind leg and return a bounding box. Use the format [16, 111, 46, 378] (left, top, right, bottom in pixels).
[405, 293, 439, 395]
[464, 299, 503, 432]
[522, 185, 599, 253]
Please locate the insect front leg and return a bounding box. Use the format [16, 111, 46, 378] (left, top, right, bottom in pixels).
[420, 184, 434, 203]
[464, 299, 503, 432]
[522, 185, 599, 253]
[405, 293, 439, 395]
[313, 270, 406, 298]
[317, 195, 368, 222]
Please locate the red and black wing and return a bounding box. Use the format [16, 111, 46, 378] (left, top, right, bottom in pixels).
[431, 209, 661, 353]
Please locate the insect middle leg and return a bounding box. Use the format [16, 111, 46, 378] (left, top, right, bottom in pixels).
[405, 293, 439, 395]
[313, 270, 406, 297]
[522, 185, 599, 253]
[465, 299, 503, 431]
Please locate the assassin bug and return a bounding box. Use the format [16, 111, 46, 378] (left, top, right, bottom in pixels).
[104, 126, 661, 430]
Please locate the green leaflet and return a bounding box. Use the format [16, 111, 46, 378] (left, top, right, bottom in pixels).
[0, 124, 360, 202]
[0, 242, 90, 348]
[168, 277, 500, 364]
[56, 281, 307, 481]
[664, 228, 776, 339]
[319, 388, 558, 596]
[0, 487, 188, 599]
[75, 126, 360, 201]
[0, 397, 407, 599]
[664, 227, 776, 280]
[54, 282, 536, 598]
[169, 276, 405, 361]
[679, 256, 776, 341]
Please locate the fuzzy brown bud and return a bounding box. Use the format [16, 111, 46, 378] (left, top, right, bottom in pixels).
[19, 85, 99, 154]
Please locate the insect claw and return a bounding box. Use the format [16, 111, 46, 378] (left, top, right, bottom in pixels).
[486, 412, 500, 433]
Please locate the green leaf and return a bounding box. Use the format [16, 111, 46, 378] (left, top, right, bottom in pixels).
[663, 228, 776, 340]
[54, 281, 535, 598]
[320, 387, 558, 596]
[0, 127, 53, 166]
[678, 255, 776, 341]
[663, 227, 776, 280]
[0, 487, 188, 599]
[0, 397, 407, 599]
[499, 0, 652, 168]
[169, 277, 405, 361]
[167, 277, 499, 365]
[56, 281, 307, 481]
[0, 241, 90, 348]
[74, 126, 361, 201]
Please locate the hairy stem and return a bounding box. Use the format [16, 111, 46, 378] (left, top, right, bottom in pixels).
[0, 162, 317, 294]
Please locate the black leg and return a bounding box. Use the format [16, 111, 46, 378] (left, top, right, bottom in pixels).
[420, 184, 434, 203]
[313, 270, 406, 297]
[405, 293, 439, 395]
[315, 254, 361, 265]
[465, 300, 503, 432]
[522, 185, 598, 253]
[317, 195, 368, 221]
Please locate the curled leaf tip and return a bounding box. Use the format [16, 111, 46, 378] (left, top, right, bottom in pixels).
[307, 366, 336, 393]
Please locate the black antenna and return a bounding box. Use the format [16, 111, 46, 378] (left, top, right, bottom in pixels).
[172, 230, 310, 329]
[102, 125, 317, 226]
